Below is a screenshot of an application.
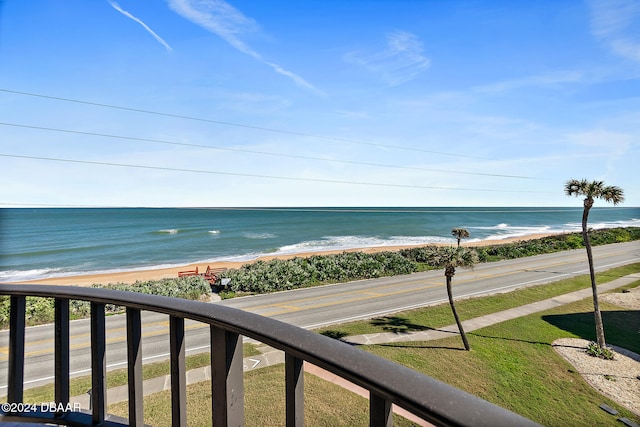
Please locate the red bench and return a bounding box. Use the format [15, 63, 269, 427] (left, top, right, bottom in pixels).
[178, 265, 227, 286]
[178, 266, 199, 277]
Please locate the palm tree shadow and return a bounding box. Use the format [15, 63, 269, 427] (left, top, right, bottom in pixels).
[541, 310, 640, 350]
[320, 330, 350, 339]
[369, 316, 434, 334]
[319, 316, 437, 341]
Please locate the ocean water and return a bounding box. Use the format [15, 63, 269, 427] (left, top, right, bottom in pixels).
[1, 207, 639, 282]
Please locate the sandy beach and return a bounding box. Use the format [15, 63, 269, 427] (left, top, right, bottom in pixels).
[10, 233, 559, 287]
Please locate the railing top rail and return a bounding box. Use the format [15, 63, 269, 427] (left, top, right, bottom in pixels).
[0, 284, 539, 427]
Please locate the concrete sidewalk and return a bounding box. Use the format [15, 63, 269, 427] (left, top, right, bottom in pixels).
[69, 273, 639, 425]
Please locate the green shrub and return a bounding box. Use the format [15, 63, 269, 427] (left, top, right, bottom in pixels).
[224, 227, 639, 294]
[25, 297, 55, 324]
[97, 275, 210, 300]
[475, 228, 638, 263]
[0, 276, 211, 329]
[585, 342, 615, 360]
[225, 251, 417, 293]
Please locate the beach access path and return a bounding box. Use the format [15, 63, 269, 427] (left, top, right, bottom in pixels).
[1, 241, 639, 393]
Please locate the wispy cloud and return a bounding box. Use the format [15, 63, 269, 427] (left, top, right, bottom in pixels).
[567, 128, 632, 177]
[107, 1, 172, 52]
[589, 0, 640, 62]
[344, 31, 431, 86]
[474, 70, 585, 94]
[167, 0, 320, 93]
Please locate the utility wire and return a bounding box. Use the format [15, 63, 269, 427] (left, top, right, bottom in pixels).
[0, 88, 489, 160]
[0, 121, 536, 180]
[0, 153, 550, 193]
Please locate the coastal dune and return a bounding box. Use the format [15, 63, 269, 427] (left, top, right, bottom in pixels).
[15, 233, 557, 287]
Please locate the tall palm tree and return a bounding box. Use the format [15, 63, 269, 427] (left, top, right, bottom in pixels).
[451, 228, 470, 248]
[440, 246, 478, 350]
[564, 179, 624, 349]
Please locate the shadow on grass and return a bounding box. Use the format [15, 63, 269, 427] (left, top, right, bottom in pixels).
[319, 316, 434, 339]
[542, 310, 640, 354]
[320, 330, 350, 339]
[370, 316, 434, 333]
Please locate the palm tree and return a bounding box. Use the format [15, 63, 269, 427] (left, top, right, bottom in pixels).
[440, 246, 478, 350]
[564, 179, 624, 349]
[451, 228, 470, 248]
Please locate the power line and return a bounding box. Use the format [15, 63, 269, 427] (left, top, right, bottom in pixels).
[0, 121, 536, 180]
[0, 153, 551, 193]
[0, 88, 489, 160]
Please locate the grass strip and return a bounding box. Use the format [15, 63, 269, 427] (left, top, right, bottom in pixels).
[108, 364, 419, 427]
[18, 343, 260, 404]
[316, 262, 640, 338]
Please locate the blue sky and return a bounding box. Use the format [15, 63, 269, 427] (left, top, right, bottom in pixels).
[0, 0, 638, 207]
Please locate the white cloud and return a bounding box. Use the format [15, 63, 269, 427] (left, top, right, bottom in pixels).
[473, 70, 585, 94]
[566, 128, 632, 178]
[107, 0, 173, 51]
[167, 0, 320, 93]
[589, 0, 640, 62]
[344, 30, 431, 86]
[567, 128, 631, 150]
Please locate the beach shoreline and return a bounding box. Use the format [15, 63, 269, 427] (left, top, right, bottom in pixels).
[10, 232, 559, 287]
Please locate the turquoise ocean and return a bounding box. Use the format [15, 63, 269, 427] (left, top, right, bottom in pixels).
[1, 207, 639, 282]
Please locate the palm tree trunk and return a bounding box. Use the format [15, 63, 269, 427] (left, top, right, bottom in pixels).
[446, 274, 470, 350]
[582, 200, 607, 348]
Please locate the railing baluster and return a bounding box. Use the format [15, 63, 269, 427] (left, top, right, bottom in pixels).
[0, 285, 542, 427]
[210, 326, 244, 426]
[170, 316, 187, 427]
[54, 298, 70, 407]
[127, 307, 144, 426]
[7, 295, 26, 404]
[286, 354, 304, 427]
[91, 302, 107, 424]
[370, 392, 393, 427]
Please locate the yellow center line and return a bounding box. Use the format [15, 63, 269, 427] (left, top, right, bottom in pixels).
[259, 282, 444, 316]
[245, 278, 438, 311]
[271, 304, 302, 311]
[252, 252, 613, 317]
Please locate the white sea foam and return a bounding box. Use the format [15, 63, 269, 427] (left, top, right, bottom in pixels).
[0, 262, 198, 283]
[467, 218, 640, 241]
[158, 229, 179, 234]
[276, 235, 454, 255]
[208, 230, 221, 235]
[243, 232, 277, 239]
[0, 268, 66, 283]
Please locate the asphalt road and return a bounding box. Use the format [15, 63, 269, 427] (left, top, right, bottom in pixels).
[1, 241, 639, 392]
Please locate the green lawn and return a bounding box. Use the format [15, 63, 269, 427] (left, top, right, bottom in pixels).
[105, 263, 639, 426]
[109, 364, 418, 427]
[364, 296, 639, 426]
[19, 344, 260, 404]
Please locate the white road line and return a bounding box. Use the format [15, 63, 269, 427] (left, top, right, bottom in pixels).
[0, 344, 213, 390]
